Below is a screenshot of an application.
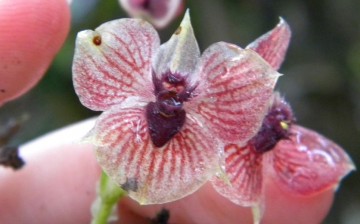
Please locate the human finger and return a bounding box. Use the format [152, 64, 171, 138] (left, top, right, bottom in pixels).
[0, 119, 100, 224]
[0, 0, 70, 106]
[119, 180, 333, 224]
[0, 118, 335, 224]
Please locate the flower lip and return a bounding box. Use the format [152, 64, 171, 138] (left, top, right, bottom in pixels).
[146, 101, 186, 147]
[250, 96, 295, 154]
[149, 73, 188, 147]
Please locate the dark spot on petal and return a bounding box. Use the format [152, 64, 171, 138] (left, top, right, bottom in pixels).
[175, 26, 182, 35]
[251, 97, 295, 154]
[93, 35, 102, 46]
[121, 177, 138, 192]
[146, 101, 186, 147]
[0, 89, 5, 93]
[150, 208, 170, 224]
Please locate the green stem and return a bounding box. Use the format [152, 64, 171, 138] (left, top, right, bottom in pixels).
[91, 172, 127, 224]
[92, 202, 115, 224]
[252, 203, 264, 224]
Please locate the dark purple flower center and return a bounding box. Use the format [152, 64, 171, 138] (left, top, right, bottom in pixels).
[131, 0, 168, 19]
[250, 98, 295, 154]
[146, 72, 193, 147]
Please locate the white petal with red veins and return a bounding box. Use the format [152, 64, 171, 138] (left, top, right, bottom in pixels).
[73, 19, 159, 111]
[270, 125, 355, 196]
[246, 18, 291, 70]
[87, 105, 221, 204]
[152, 10, 200, 83]
[212, 144, 263, 206]
[188, 42, 281, 144]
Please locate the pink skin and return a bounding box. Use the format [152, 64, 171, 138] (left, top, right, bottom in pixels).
[0, 0, 70, 106]
[0, 1, 334, 223]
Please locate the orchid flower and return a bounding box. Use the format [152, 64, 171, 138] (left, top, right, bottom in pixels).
[212, 94, 355, 205]
[118, 0, 182, 28]
[72, 10, 280, 204]
[211, 19, 355, 218]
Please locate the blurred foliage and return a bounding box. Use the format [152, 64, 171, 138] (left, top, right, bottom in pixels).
[0, 0, 359, 223]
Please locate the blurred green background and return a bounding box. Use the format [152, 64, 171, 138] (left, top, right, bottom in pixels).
[0, 0, 359, 223]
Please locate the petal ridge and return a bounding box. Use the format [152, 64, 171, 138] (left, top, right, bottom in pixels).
[271, 125, 355, 196]
[189, 42, 281, 144]
[246, 18, 291, 70]
[212, 143, 263, 207]
[90, 106, 221, 204]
